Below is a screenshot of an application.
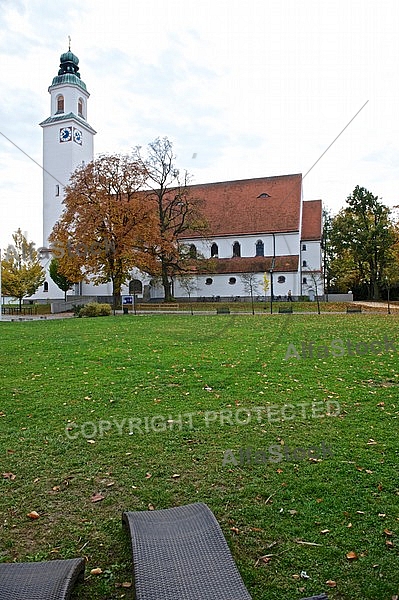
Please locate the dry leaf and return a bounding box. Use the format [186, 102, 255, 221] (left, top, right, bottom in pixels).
[145, 473, 152, 479]
[347, 523, 353, 528]
[52, 486, 60, 492]
[384, 529, 394, 536]
[288, 510, 298, 515]
[27, 511, 40, 519]
[326, 580, 337, 587]
[148, 504, 155, 510]
[367, 438, 377, 444]
[106, 482, 115, 487]
[2, 472, 16, 480]
[90, 567, 102, 575]
[90, 493, 104, 503]
[356, 511, 365, 514]
[346, 551, 358, 560]
[320, 529, 330, 534]
[87, 439, 96, 444]
[386, 540, 394, 548]
[292, 574, 300, 580]
[276, 468, 283, 474]
[365, 469, 373, 474]
[121, 582, 132, 588]
[171, 474, 180, 479]
[230, 527, 239, 534]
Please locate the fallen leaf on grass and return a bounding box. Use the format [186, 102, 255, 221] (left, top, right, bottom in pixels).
[384, 529, 394, 536]
[386, 540, 394, 548]
[346, 551, 358, 560]
[255, 555, 273, 566]
[230, 527, 239, 534]
[171, 474, 180, 479]
[90, 568, 102, 575]
[27, 511, 40, 519]
[326, 580, 337, 587]
[91, 493, 104, 503]
[87, 439, 96, 444]
[2, 472, 16, 480]
[145, 473, 152, 479]
[148, 504, 155, 510]
[320, 529, 330, 534]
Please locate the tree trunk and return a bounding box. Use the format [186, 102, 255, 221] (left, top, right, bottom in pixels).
[161, 261, 172, 302]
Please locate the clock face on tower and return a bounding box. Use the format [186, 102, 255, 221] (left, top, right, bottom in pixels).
[59, 127, 72, 142]
[73, 128, 83, 145]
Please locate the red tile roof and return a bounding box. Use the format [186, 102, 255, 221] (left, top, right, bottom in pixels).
[301, 200, 322, 240]
[196, 255, 298, 274]
[182, 174, 303, 238]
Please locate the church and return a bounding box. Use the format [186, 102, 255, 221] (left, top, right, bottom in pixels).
[35, 48, 322, 303]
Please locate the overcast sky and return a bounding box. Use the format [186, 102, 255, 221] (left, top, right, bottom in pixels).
[1, 0, 399, 248]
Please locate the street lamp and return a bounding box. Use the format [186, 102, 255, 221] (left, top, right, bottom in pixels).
[269, 256, 275, 315]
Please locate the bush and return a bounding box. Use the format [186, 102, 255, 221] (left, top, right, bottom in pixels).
[72, 304, 85, 317]
[80, 302, 111, 317]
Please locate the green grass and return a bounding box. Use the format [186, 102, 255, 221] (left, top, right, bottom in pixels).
[1, 313, 398, 599]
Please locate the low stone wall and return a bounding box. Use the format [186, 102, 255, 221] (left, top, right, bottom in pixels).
[326, 293, 353, 302]
[51, 297, 96, 314]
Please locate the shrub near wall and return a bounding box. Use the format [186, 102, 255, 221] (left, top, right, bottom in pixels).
[79, 302, 112, 317]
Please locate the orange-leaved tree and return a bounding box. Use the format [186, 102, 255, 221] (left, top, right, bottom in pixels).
[49, 153, 157, 306]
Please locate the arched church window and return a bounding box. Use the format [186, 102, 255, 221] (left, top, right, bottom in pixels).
[255, 240, 264, 256]
[56, 95, 64, 113]
[78, 98, 84, 118]
[189, 244, 197, 258]
[232, 241, 241, 257]
[211, 243, 218, 257]
[43, 281, 49, 292]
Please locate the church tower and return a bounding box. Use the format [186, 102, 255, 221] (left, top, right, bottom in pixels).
[40, 47, 96, 246]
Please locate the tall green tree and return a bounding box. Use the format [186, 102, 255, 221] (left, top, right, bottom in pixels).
[1, 229, 45, 309]
[49, 257, 75, 301]
[330, 186, 395, 299]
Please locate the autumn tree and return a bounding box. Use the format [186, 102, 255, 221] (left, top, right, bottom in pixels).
[1, 229, 45, 309]
[330, 186, 395, 299]
[178, 273, 199, 315]
[49, 257, 75, 300]
[49, 154, 155, 306]
[133, 138, 208, 302]
[240, 272, 261, 315]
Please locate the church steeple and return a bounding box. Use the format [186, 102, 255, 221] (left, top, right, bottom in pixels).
[40, 47, 95, 246]
[50, 48, 87, 92]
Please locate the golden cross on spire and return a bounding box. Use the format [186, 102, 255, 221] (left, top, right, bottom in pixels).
[68, 35, 71, 51]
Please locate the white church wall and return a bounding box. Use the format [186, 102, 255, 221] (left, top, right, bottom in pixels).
[182, 231, 300, 260]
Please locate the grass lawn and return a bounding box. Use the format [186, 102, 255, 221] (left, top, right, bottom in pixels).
[0, 313, 398, 599]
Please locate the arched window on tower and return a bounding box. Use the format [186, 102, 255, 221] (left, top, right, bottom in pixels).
[232, 241, 241, 257]
[211, 243, 219, 258]
[189, 244, 197, 259]
[56, 95, 64, 113]
[78, 98, 84, 118]
[255, 240, 264, 257]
